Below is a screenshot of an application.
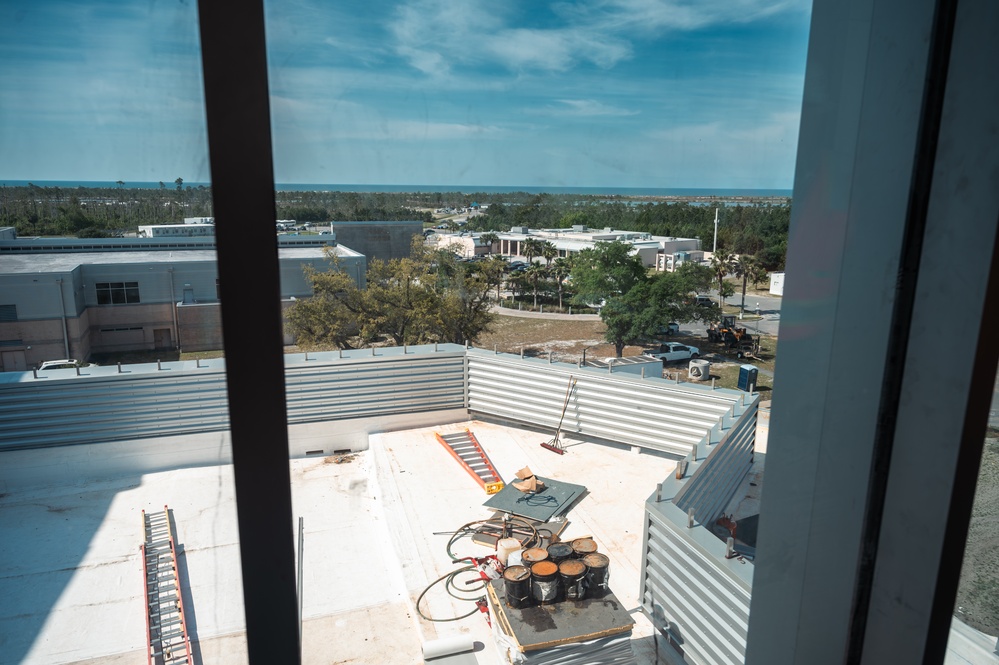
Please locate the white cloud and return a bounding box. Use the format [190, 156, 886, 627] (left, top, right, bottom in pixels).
[526, 99, 640, 117]
[385, 0, 805, 77]
[388, 0, 632, 76]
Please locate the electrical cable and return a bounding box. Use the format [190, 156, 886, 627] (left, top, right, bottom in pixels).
[416, 515, 542, 622]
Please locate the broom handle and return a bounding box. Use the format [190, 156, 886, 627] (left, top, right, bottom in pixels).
[554, 376, 577, 438]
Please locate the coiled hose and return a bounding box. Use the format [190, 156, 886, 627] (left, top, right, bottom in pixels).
[416, 516, 544, 622]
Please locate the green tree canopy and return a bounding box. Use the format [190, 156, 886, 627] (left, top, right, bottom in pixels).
[569, 241, 647, 309]
[286, 238, 501, 349]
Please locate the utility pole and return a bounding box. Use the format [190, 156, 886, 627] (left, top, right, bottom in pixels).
[712, 208, 719, 256]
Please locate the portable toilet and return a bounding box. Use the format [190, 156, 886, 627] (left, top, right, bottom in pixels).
[737, 364, 759, 392]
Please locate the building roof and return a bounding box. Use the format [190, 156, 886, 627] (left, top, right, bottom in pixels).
[0, 245, 361, 275]
[0, 418, 671, 664]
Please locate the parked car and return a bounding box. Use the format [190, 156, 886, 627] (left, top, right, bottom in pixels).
[643, 342, 700, 364]
[36, 359, 96, 371]
[694, 295, 716, 307]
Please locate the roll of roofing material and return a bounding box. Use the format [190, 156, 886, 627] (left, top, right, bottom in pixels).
[422, 636, 476, 660]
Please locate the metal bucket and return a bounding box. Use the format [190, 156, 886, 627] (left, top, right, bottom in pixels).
[503, 565, 532, 609]
[582, 553, 610, 598]
[546, 542, 574, 565]
[570, 537, 598, 558]
[530, 560, 561, 605]
[559, 559, 588, 601]
[522, 547, 549, 566]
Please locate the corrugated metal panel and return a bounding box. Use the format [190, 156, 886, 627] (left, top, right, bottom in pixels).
[467, 350, 745, 456]
[641, 505, 752, 665]
[674, 407, 757, 525]
[0, 350, 466, 450]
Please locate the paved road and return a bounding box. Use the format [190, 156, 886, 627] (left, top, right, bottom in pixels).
[491, 291, 784, 337]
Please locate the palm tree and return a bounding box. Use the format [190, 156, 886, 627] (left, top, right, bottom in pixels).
[521, 237, 544, 266]
[550, 257, 571, 309]
[480, 232, 499, 254]
[541, 241, 558, 266]
[710, 250, 734, 309]
[733, 254, 767, 315]
[525, 263, 545, 307]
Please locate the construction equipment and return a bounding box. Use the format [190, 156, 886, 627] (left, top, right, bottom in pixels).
[435, 429, 505, 494]
[141, 506, 193, 665]
[541, 376, 578, 455]
[707, 315, 755, 349]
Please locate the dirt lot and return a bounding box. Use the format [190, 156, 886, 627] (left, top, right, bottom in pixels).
[475, 315, 775, 393]
[475, 316, 639, 360]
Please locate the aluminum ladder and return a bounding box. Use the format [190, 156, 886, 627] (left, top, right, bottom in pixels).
[141, 506, 193, 665]
[435, 429, 505, 494]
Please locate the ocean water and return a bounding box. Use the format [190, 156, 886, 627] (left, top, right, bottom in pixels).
[1, 180, 792, 198]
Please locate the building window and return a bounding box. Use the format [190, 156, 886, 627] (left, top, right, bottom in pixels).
[96, 282, 140, 305]
[0, 304, 16, 322]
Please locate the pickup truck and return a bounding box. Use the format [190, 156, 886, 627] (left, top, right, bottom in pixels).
[643, 342, 701, 364]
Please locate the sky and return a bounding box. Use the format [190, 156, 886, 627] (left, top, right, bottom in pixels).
[0, 0, 812, 189]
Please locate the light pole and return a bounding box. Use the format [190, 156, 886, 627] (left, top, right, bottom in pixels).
[712, 208, 719, 256]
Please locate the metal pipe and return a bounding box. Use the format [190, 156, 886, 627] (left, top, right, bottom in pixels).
[168, 267, 179, 350]
[55, 279, 70, 358]
[297, 516, 304, 648]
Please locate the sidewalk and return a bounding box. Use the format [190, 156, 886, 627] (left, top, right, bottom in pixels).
[490, 305, 601, 321]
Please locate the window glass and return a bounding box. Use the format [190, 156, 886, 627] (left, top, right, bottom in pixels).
[0, 2, 246, 664]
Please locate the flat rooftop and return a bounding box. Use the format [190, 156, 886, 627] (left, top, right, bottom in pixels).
[0, 245, 361, 274]
[0, 419, 678, 664]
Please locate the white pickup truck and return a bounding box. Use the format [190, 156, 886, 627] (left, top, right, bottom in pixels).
[643, 342, 701, 364]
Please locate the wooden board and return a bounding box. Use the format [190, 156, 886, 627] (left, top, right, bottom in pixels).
[486, 579, 634, 652]
[470, 514, 569, 549]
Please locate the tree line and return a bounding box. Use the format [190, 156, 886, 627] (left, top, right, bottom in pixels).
[1, 185, 791, 272]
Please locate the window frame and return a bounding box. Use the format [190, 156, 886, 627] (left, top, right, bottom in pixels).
[194, 0, 999, 663]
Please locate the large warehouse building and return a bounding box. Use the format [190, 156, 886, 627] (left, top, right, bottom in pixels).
[0, 231, 366, 370]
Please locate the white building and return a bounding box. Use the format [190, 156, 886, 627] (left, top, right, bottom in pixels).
[139, 223, 215, 238]
[430, 225, 701, 268]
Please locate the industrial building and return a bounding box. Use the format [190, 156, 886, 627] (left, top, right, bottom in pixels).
[0, 231, 365, 369]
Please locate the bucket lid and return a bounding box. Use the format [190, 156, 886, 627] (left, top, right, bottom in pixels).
[582, 552, 609, 567]
[531, 561, 558, 577]
[503, 565, 531, 582]
[522, 547, 549, 563]
[571, 538, 598, 554]
[559, 559, 587, 576]
[547, 543, 573, 557]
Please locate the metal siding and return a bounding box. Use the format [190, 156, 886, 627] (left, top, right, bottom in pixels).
[0, 351, 466, 450]
[642, 505, 752, 665]
[467, 350, 744, 456]
[674, 408, 758, 525]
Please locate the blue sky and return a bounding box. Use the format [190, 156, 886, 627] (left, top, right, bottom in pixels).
[1, 0, 811, 189]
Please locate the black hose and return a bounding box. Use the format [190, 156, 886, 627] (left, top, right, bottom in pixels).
[416, 516, 541, 622]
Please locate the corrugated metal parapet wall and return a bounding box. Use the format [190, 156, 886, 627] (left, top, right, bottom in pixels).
[638, 389, 758, 665]
[674, 403, 758, 525]
[466, 349, 746, 456]
[641, 502, 752, 665]
[0, 346, 467, 450]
